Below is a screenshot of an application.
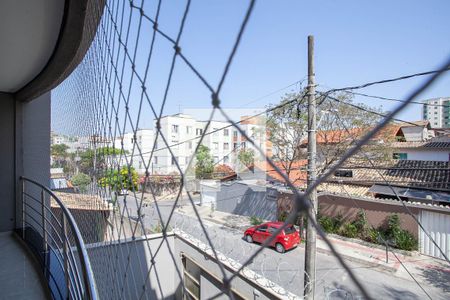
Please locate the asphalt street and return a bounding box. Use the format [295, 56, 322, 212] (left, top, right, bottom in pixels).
[119, 195, 450, 299]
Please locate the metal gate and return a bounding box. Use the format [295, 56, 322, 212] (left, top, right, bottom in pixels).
[419, 210, 450, 260]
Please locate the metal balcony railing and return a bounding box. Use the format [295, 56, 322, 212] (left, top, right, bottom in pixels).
[18, 176, 98, 300]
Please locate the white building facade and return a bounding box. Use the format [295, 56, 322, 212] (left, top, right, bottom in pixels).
[423, 97, 450, 128]
[114, 129, 154, 174]
[151, 114, 268, 175]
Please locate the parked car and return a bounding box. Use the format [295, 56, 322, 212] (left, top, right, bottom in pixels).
[243, 221, 300, 253]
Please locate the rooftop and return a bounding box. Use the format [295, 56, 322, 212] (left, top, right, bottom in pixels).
[52, 192, 110, 211]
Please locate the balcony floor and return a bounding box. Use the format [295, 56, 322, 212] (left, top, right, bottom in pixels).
[0, 232, 50, 299]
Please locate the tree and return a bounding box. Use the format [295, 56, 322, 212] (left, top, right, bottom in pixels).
[51, 144, 69, 168]
[266, 89, 387, 178]
[51, 144, 69, 158]
[71, 173, 91, 193]
[195, 145, 214, 179]
[78, 147, 127, 176]
[98, 166, 139, 192]
[267, 91, 308, 179]
[238, 148, 255, 168]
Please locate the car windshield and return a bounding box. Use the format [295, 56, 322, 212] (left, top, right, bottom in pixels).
[284, 225, 296, 235]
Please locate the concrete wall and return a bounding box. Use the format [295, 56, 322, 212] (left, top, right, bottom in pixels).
[0, 91, 50, 233]
[19, 92, 51, 185]
[0, 93, 15, 232]
[82, 231, 298, 299]
[318, 194, 420, 237]
[215, 182, 278, 220]
[51, 207, 110, 245]
[174, 233, 289, 300]
[15, 92, 51, 235]
[87, 234, 178, 299]
[278, 192, 421, 237]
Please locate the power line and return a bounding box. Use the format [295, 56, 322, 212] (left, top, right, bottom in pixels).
[326, 67, 450, 93]
[236, 78, 306, 108]
[344, 90, 450, 108]
[119, 93, 308, 157]
[317, 90, 427, 128]
[117, 67, 450, 159]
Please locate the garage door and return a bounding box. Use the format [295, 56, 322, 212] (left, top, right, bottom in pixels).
[419, 210, 450, 260]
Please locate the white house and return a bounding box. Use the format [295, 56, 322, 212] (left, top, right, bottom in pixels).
[392, 135, 450, 162]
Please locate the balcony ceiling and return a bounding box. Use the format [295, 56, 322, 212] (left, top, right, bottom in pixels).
[0, 0, 64, 93]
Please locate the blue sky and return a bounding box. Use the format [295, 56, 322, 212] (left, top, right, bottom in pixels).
[53, 0, 450, 132]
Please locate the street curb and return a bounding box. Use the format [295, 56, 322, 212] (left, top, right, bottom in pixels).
[177, 209, 398, 274]
[315, 246, 398, 274]
[325, 233, 418, 257]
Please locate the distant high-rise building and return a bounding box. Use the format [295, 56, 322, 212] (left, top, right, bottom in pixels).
[422, 97, 450, 128]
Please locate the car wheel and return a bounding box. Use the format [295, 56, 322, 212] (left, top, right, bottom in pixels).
[246, 235, 253, 243]
[275, 243, 285, 253]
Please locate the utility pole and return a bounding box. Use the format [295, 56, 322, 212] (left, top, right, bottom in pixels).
[304, 35, 317, 300]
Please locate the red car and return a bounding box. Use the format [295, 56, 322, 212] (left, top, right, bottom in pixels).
[243, 221, 301, 253]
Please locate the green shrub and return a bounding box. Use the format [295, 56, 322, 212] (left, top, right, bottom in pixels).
[386, 214, 401, 238]
[318, 214, 343, 234]
[71, 173, 91, 192]
[339, 223, 358, 238]
[278, 211, 288, 222]
[363, 228, 380, 244]
[250, 216, 263, 226]
[333, 214, 344, 231]
[394, 229, 418, 251]
[353, 210, 368, 231]
[319, 215, 336, 233]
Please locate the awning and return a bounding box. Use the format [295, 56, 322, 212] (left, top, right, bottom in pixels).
[369, 184, 450, 203]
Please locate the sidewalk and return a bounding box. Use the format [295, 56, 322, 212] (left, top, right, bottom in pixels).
[177, 204, 450, 284]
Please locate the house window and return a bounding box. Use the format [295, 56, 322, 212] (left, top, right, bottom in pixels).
[241, 142, 246, 149]
[334, 170, 353, 177]
[233, 143, 238, 150]
[171, 156, 177, 165]
[188, 141, 192, 149]
[223, 155, 229, 163]
[196, 128, 203, 136]
[172, 125, 179, 133]
[186, 126, 192, 134]
[213, 156, 219, 163]
[393, 153, 407, 160]
[213, 142, 219, 150]
[233, 131, 238, 137]
[154, 156, 158, 164]
[185, 157, 189, 165]
[224, 129, 229, 136]
[224, 142, 229, 150]
[212, 128, 219, 136]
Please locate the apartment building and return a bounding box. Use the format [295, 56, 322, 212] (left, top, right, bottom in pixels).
[423, 97, 450, 128]
[152, 114, 198, 174]
[199, 120, 234, 165]
[150, 113, 269, 174]
[114, 129, 154, 174]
